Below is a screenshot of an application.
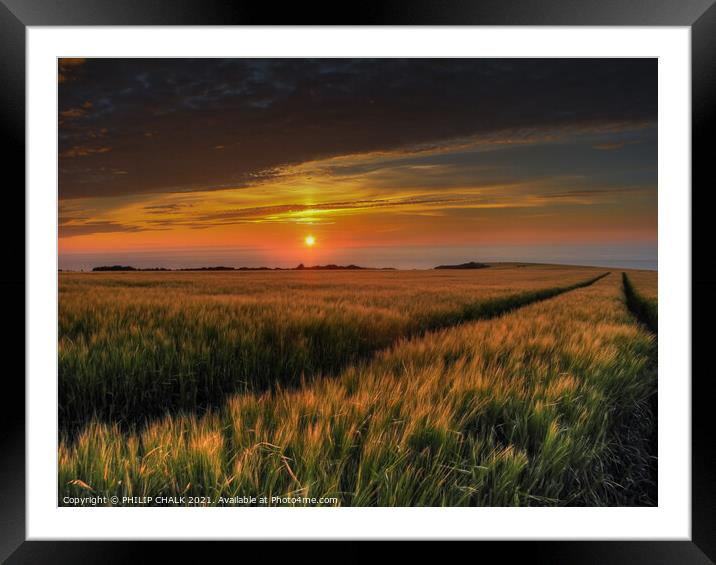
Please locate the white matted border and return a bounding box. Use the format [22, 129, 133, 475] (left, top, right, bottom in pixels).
[27, 27, 691, 540]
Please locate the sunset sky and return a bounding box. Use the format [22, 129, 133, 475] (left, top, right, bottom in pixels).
[58, 58, 657, 270]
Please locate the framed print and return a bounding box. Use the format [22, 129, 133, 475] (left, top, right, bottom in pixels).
[3, 0, 714, 561]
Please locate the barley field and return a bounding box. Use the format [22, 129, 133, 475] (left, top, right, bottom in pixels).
[623, 270, 658, 302]
[58, 265, 657, 506]
[59, 265, 603, 430]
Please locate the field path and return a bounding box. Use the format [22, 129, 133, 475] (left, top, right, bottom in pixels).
[621, 271, 658, 504]
[622, 272, 658, 333]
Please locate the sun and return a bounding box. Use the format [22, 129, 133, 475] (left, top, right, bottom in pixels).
[304, 235, 316, 247]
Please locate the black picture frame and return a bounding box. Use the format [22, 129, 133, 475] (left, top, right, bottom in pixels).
[2, 1, 713, 562]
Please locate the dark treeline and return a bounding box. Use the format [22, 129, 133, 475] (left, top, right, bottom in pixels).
[90, 264, 389, 272]
[434, 261, 489, 270]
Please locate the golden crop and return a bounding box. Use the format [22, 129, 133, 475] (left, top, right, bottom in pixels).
[58, 266, 657, 506]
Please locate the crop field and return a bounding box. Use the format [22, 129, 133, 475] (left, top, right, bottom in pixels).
[59, 264, 604, 430]
[623, 270, 658, 302]
[58, 265, 658, 506]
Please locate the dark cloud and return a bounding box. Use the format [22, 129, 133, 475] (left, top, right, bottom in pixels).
[143, 202, 194, 214]
[59, 221, 149, 238]
[58, 58, 657, 200]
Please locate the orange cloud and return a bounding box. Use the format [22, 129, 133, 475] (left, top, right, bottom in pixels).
[60, 146, 111, 158]
[58, 58, 87, 84]
[60, 100, 93, 120]
[592, 140, 641, 151]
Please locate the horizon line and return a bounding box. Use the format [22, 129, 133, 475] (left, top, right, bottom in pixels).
[57, 260, 658, 273]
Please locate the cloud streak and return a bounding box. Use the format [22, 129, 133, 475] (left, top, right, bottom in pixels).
[59, 221, 149, 238]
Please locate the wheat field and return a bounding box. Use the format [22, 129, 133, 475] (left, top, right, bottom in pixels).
[57, 265, 657, 506]
[59, 265, 603, 430]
